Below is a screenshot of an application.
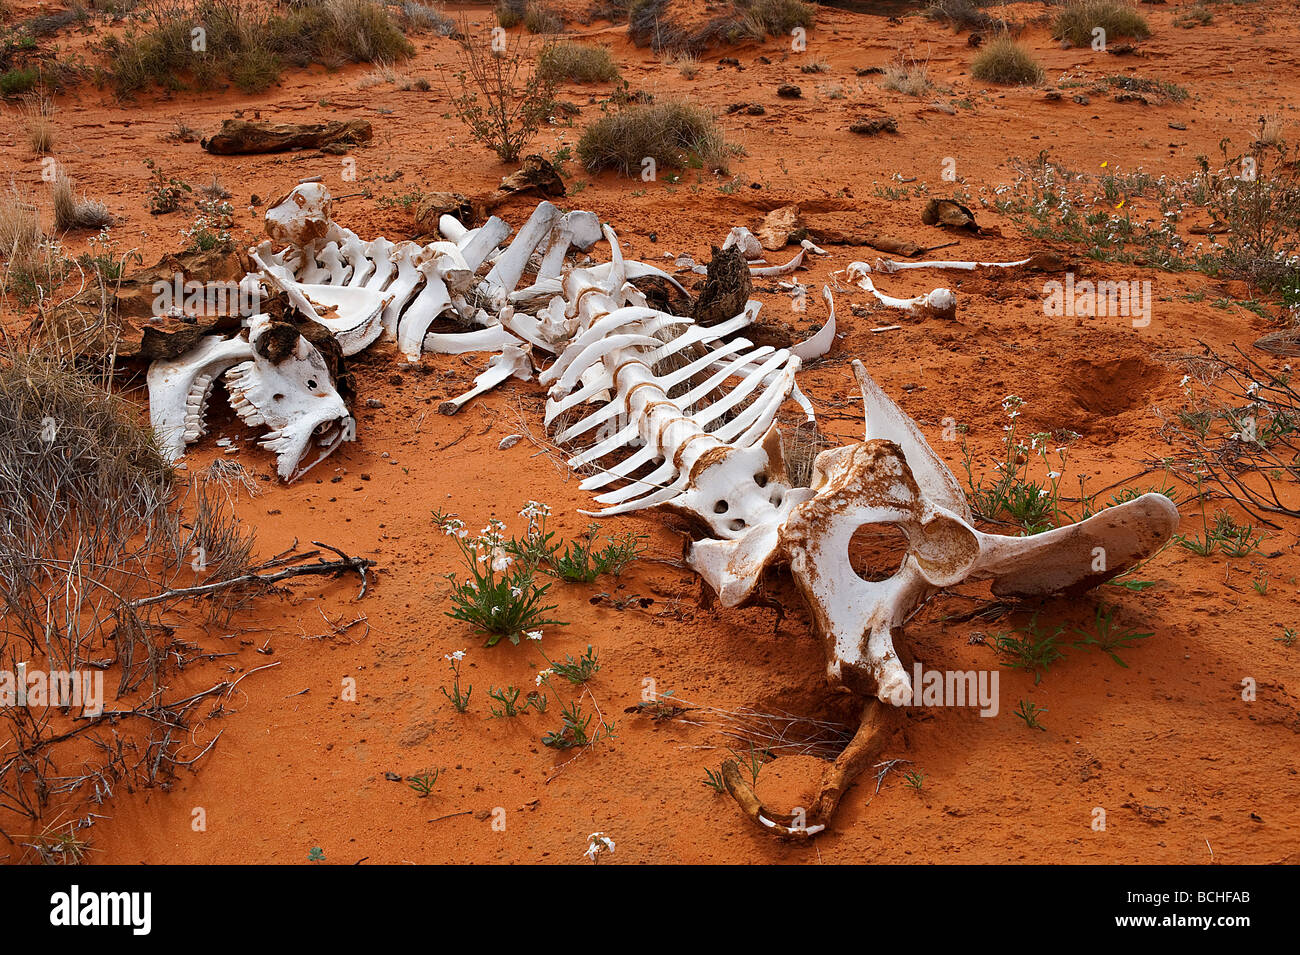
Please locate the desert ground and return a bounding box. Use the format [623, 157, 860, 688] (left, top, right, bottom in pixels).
[1, 0, 1298, 865]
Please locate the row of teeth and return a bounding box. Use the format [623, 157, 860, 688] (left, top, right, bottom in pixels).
[181, 373, 215, 443]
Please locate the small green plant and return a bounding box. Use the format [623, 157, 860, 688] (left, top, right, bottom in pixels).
[1014, 699, 1048, 731]
[488, 684, 527, 717]
[1277, 627, 1297, 648]
[181, 199, 233, 252]
[144, 158, 190, 215]
[308, 846, 326, 862]
[703, 766, 728, 793]
[990, 610, 1067, 683]
[439, 649, 473, 711]
[435, 509, 567, 647]
[407, 768, 442, 797]
[1071, 602, 1152, 668]
[541, 699, 614, 749]
[902, 770, 926, 793]
[536, 642, 600, 685]
[548, 523, 647, 582]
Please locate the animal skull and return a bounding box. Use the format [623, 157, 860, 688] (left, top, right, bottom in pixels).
[148, 315, 353, 481]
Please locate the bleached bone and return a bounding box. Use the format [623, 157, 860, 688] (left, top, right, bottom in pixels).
[800, 238, 829, 256]
[722, 226, 764, 261]
[396, 243, 475, 362]
[250, 245, 389, 356]
[147, 317, 353, 482]
[484, 201, 563, 293]
[749, 247, 806, 277]
[147, 334, 256, 462]
[791, 286, 836, 361]
[686, 360, 1177, 706]
[423, 324, 523, 355]
[439, 345, 533, 415]
[265, 180, 334, 249]
[846, 262, 956, 320]
[221, 316, 354, 481]
[870, 251, 1065, 273]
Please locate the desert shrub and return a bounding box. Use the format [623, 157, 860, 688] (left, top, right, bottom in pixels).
[537, 41, 619, 82]
[448, 28, 556, 162]
[881, 54, 932, 97]
[495, 0, 525, 27]
[394, 0, 454, 34]
[1052, 0, 1149, 48]
[1173, 4, 1212, 27]
[971, 34, 1044, 85]
[578, 100, 727, 175]
[102, 0, 412, 97]
[1197, 141, 1300, 293]
[0, 185, 41, 268]
[926, 0, 1009, 33]
[0, 65, 38, 94]
[740, 0, 812, 35]
[523, 2, 562, 33]
[20, 92, 53, 152]
[51, 169, 114, 231]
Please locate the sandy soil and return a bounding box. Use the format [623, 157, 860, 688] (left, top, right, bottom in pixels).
[2, 0, 1298, 864]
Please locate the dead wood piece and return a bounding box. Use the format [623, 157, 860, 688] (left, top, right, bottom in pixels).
[201, 119, 374, 155]
[804, 227, 924, 257]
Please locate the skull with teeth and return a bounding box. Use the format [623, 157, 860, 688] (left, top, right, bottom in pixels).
[147, 315, 353, 482]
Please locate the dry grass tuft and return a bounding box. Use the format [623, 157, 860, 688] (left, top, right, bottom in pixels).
[971, 34, 1045, 86]
[577, 100, 728, 175]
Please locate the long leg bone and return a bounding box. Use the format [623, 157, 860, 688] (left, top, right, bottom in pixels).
[846, 262, 957, 320]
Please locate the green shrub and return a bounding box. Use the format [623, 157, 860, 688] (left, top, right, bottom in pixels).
[971, 35, 1045, 85]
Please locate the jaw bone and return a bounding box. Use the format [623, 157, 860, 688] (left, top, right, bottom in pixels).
[147, 334, 256, 462]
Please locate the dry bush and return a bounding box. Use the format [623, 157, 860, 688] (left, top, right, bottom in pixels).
[674, 52, 698, 78]
[1052, 0, 1150, 48]
[881, 53, 932, 97]
[51, 169, 115, 232]
[0, 343, 270, 848]
[448, 26, 556, 162]
[394, 0, 454, 34]
[20, 94, 54, 154]
[577, 100, 727, 175]
[0, 184, 42, 270]
[102, 0, 413, 96]
[523, 2, 563, 33]
[741, 0, 812, 35]
[971, 34, 1044, 85]
[926, 0, 1010, 33]
[536, 41, 620, 83]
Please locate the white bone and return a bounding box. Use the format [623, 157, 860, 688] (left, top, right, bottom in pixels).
[871, 255, 1036, 273]
[792, 286, 836, 361]
[147, 334, 255, 461]
[721, 226, 763, 261]
[438, 345, 533, 415]
[423, 324, 524, 355]
[749, 248, 806, 277]
[846, 262, 956, 319]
